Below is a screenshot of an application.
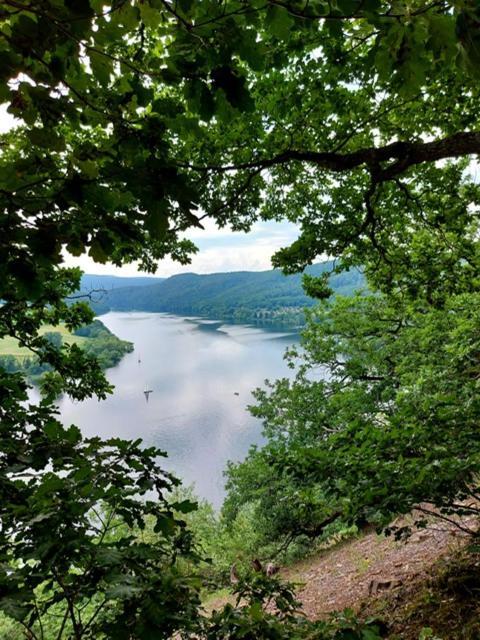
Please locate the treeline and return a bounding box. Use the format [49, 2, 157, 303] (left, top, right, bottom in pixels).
[73, 319, 134, 369]
[0, 353, 51, 381]
[86, 262, 365, 325]
[0, 321, 133, 383]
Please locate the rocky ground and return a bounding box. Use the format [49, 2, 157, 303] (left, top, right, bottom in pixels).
[281, 511, 480, 638]
[282, 518, 471, 619]
[207, 511, 480, 638]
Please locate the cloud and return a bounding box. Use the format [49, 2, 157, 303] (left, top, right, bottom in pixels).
[0, 105, 19, 133]
[64, 220, 301, 277]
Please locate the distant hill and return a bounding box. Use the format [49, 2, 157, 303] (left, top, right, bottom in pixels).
[81, 274, 164, 291]
[86, 262, 365, 325]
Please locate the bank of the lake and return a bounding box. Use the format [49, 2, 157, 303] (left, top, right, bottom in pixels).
[32, 312, 299, 508]
[0, 319, 133, 382]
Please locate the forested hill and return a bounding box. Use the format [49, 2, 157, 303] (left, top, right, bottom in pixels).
[81, 274, 164, 291]
[87, 262, 365, 324]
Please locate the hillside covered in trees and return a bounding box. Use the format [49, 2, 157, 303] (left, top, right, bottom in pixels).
[81, 274, 164, 291]
[0, 320, 133, 384]
[88, 262, 365, 323]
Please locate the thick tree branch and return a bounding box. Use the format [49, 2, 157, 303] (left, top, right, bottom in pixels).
[185, 131, 480, 183]
[269, 0, 448, 20]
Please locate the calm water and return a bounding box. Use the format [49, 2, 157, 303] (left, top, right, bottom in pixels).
[47, 313, 298, 508]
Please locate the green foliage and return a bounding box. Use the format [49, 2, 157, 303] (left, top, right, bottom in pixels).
[0, 320, 132, 383]
[164, 486, 266, 587]
[1, 0, 479, 637]
[2, 0, 479, 302]
[74, 319, 134, 369]
[0, 354, 50, 382]
[0, 371, 202, 638]
[226, 287, 480, 545]
[204, 573, 384, 640]
[42, 331, 63, 349]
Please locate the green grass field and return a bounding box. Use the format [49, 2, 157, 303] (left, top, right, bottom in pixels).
[0, 325, 87, 360]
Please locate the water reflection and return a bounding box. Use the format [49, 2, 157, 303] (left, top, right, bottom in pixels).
[36, 313, 299, 508]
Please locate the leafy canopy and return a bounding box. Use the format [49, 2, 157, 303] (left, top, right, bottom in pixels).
[2, 0, 480, 292]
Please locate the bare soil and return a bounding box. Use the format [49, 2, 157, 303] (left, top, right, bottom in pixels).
[206, 513, 480, 637]
[282, 520, 472, 619]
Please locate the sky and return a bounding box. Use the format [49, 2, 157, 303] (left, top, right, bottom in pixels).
[69, 218, 301, 277]
[1, 106, 300, 278]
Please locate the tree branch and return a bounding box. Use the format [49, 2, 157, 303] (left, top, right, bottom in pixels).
[268, 0, 448, 21]
[184, 131, 480, 183]
[65, 288, 107, 301]
[415, 506, 478, 536]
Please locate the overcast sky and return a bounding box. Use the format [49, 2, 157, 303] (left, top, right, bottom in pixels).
[69, 218, 301, 277]
[1, 106, 300, 277]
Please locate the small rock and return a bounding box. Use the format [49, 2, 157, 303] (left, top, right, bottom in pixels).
[368, 578, 403, 595]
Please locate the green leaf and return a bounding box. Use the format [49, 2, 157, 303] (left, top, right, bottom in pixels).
[89, 238, 109, 263]
[153, 514, 177, 536]
[27, 128, 65, 151]
[236, 30, 267, 71]
[105, 580, 142, 599]
[249, 601, 263, 621]
[0, 598, 30, 622]
[172, 499, 198, 514]
[89, 50, 112, 86]
[266, 5, 293, 40]
[145, 202, 169, 239]
[336, 0, 358, 14]
[139, 3, 161, 29]
[211, 66, 254, 112]
[76, 159, 99, 179]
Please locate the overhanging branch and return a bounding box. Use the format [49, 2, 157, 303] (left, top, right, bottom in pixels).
[185, 131, 480, 183]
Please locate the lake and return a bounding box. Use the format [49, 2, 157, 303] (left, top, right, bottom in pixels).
[48, 312, 299, 508]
